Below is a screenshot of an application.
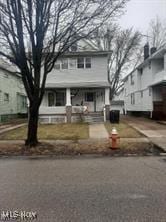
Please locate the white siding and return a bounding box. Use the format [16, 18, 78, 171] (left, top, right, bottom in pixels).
[0, 70, 27, 115]
[45, 56, 109, 88]
[124, 51, 166, 112]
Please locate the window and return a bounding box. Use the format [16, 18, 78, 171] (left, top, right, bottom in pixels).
[61, 59, 68, 69]
[4, 93, 9, 102]
[148, 61, 151, 69]
[85, 92, 94, 102]
[56, 92, 65, 106]
[20, 95, 27, 109]
[3, 73, 9, 78]
[140, 68, 143, 75]
[77, 58, 84, 68]
[69, 58, 76, 69]
[131, 74, 134, 85]
[48, 92, 55, 107]
[85, 57, 91, 68]
[54, 63, 60, 70]
[149, 87, 152, 96]
[131, 93, 135, 105]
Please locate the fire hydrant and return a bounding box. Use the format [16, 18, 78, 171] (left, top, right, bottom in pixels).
[109, 127, 120, 149]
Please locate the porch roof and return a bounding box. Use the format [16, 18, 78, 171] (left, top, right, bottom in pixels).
[45, 81, 110, 88]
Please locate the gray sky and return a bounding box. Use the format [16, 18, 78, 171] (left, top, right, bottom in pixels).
[119, 0, 166, 33]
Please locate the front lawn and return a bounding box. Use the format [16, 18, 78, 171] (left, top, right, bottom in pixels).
[104, 122, 143, 138]
[0, 123, 89, 140]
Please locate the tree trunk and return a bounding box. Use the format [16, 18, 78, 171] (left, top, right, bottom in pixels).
[25, 105, 39, 147]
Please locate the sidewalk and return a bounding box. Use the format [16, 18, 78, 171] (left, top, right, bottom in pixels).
[124, 116, 166, 152]
[0, 123, 27, 135]
[89, 123, 108, 139]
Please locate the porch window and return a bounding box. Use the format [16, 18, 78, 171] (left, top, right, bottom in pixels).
[48, 92, 55, 107]
[56, 92, 65, 106]
[77, 58, 84, 68]
[85, 92, 94, 102]
[85, 57, 91, 68]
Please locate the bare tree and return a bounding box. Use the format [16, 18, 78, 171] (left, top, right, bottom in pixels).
[148, 16, 166, 49]
[0, 0, 128, 147]
[86, 26, 141, 99]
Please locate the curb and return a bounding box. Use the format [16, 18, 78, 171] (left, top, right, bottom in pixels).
[0, 152, 164, 159]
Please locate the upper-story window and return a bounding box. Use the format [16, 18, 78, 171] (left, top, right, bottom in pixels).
[85, 57, 91, 68]
[4, 93, 9, 102]
[77, 58, 84, 68]
[131, 74, 134, 85]
[61, 59, 68, 69]
[140, 68, 143, 75]
[54, 63, 61, 70]
[3, 73, 9, 78]
[69, 58, 77, 69]
[149, 87, 152, 96]
[54, 57, 91, 70]
[131, 93, 135, 105]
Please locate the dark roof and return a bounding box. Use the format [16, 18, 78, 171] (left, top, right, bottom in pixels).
[59, 50, 112, 57]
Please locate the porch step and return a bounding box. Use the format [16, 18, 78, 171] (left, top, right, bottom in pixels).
[84, 114, 104, 123]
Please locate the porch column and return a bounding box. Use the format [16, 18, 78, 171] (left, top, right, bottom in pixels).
[105, 88, 110, 121]
[66, 88, 72, 123]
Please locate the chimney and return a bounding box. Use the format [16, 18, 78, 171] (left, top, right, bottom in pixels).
[150, 47, 157, 55]
[144, 43, 149, 60]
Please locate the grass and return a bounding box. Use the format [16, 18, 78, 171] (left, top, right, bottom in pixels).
[0, 141, 158, 156]
[0, 123, 89, 140]
[104, 122, 143, 138]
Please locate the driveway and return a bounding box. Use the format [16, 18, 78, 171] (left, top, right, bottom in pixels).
[0, 156, 166, 221]
[123, 116, 166, 151]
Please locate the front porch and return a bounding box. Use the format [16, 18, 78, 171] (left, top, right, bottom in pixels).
[39, 88, 110, 123]
[152, 84, 166, 120]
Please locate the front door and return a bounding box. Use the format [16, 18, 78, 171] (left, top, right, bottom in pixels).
[84, 92, 96, 112]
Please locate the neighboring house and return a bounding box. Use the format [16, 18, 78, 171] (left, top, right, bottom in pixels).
[39, 51, 111, 123]
[110, 88, 124, 114]
[123, 44, 166, 120]
[0, 60, 27, 122]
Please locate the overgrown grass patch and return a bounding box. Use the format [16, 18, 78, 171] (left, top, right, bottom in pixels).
[0, 141, 160, 156]
[104, 122, 143, 138]
[0, 123, 89, 140]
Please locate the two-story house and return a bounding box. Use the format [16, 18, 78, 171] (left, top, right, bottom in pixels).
[123, 44, 166, 120]
[39, 51, 111, 123]
[0, 60, 27, 122]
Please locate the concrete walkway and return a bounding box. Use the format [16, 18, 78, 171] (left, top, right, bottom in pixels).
[0, 123, 26, 135]
[89, 123, 109, 139]
[123, 116, 166, 152]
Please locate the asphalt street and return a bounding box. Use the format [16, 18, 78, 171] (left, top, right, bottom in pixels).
[0, 156, 166, 222]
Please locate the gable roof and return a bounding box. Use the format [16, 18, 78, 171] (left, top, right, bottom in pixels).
[123, 47, 166, 81]
[0, 59, 20, 77]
